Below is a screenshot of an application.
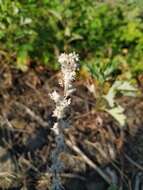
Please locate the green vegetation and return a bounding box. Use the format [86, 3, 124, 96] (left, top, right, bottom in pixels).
[0, 0, 143, 77]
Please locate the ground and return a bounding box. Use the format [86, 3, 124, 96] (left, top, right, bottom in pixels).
[0, 62, 143, 190]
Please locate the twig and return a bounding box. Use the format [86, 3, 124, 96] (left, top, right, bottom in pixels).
[44, 172, 86, 181]
[124, 153, 143, 172]
[66, 139, 111, 184]
[14, 102, 49, 128]
[85, 140, 132, 187]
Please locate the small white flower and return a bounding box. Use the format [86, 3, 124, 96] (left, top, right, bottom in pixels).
[52, 98, 71, 119]
[49, 90, 61, 103]
[58, 53, 67, 64]
[51, 123, 60, 135]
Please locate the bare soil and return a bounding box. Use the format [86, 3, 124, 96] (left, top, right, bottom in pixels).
[0, 62, 143, 190]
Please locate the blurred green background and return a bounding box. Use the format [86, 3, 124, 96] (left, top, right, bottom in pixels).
[0, 0, 143, 82]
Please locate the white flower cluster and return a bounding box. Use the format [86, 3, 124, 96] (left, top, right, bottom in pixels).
[58, 52, 79, 96]
[53, 97, 71, 119]
[50, 52, 79, 134]
[49, 90, 61, 103]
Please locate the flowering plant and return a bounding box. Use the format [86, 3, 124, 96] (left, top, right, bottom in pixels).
[50, 52, 79, 189]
